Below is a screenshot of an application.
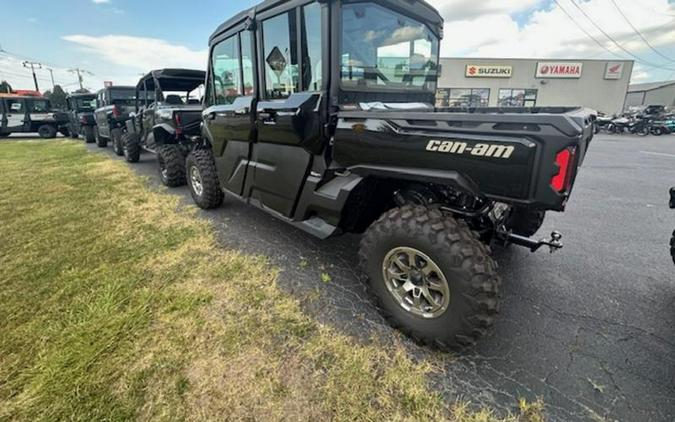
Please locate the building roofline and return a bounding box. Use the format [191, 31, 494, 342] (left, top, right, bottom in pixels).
[439, 57, 634, 63]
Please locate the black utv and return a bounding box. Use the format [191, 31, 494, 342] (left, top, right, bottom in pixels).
[122, 69, 205, 187]
[186, 0, 595, 350]
[0, 95, 69, 138]
[93, 86, 136, 151]
[65, 93, 97, 143]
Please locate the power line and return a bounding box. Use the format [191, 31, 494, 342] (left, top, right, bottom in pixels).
[566, 0, 675, 71]
[609, 0, 675, 63]
[552, 0, 627, 60]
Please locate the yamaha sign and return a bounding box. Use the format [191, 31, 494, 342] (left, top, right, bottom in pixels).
[465, 65, 513, 78]
[535, 62, 583, 79]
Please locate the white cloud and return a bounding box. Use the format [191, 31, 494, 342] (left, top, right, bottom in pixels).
[427, 0, 542, 21]
[92, 0, 111, 4]
[62, 35, 207, 73]
[430, 0, 675, 79]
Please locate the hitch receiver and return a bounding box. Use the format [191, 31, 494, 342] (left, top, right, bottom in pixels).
[503, 231, 563, 253]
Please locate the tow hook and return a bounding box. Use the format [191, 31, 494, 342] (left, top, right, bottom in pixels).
[503, 230, 564, 253]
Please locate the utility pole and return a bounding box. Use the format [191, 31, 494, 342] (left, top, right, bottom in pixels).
[68, 68, 93, 91]
[22, 61, 42, 92]
[46, 68, 55, 89]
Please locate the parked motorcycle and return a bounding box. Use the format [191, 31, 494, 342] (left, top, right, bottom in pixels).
[594, 114, 614, 133]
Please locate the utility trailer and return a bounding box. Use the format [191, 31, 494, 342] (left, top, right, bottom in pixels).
[185, 0, 596, 350]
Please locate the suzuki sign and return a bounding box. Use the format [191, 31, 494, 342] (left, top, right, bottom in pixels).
[604, 62, 625, 80]
[535, 62, 583, 79]
[465, 65, 513, 78]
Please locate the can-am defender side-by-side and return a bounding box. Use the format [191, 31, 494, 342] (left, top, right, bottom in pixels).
[122, 69, 205, 187]
[0, 95, 69, 138]
[93, 86, 137, 151]
[65, 93, 97, 143]
[186, 0, 595, 350]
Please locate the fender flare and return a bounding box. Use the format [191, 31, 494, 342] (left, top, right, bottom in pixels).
[347, 165, 483, 198]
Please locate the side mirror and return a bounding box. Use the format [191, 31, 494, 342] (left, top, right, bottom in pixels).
[670, 187, 675, 209]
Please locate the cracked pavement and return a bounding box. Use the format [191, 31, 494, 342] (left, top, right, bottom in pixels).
[82, 133, 674, 421]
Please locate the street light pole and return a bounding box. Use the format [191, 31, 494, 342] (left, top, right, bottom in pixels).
[22, 61, 42, 92]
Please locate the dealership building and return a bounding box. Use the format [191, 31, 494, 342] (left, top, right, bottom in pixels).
[624, 81, 675, 109]
[436, 58, 634, 115]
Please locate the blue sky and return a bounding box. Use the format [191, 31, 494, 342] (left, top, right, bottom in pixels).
[1, 0, 675, 92]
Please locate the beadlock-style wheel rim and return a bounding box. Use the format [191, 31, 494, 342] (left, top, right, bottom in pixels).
[190, 165, 203, 196]
[382, 247, 451, 319]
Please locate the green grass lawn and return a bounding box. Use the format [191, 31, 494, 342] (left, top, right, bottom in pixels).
[0, 140, 544, 421]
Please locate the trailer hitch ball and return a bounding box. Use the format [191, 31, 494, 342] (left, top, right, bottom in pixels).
[503, 230, 563, 253]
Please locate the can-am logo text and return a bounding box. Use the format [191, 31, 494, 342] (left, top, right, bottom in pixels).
[425, 140, 515, 159]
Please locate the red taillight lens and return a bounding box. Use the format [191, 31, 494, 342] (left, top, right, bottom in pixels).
[112, 105, 121, 117]
[551, 147, 577, 193]
[174, 113, 182, 137]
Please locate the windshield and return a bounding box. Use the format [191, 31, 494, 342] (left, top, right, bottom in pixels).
[341, 2, 439, 91]
[110, 89, 136, 106]
[75, 97, 96, 111]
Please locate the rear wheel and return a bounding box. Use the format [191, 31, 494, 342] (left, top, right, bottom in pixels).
[122, 132, 140, 163]
[359, 205, 500, 350]
[111, 128, 124, 156]
[60, 127, 71, 137]
[671, 230, 675, 265]
[95, 126, 108, 147]
[37, 124, 57, 139]
[637, 126, 650, 136]
[506, 207, 546, 237]
[157, 144, 186, 187]
[83, 126, 95, 143]
[186, 149, 223, 209]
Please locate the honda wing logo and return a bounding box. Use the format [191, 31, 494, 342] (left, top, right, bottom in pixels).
[426, 140, 515, 159]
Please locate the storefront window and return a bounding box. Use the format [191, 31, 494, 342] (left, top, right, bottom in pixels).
[435, 88, 489, 107]
[498, 89, 537, 107]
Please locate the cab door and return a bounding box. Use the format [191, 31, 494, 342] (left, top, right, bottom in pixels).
[4, 99, 27, 132]
[248, 2, 325, 217]
[203, 28, 257, 196]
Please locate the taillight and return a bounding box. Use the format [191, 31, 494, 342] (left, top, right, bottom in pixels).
[112, 105, 121, 118]
[174, 113, 182, 137]
[551, 147, 577, 193]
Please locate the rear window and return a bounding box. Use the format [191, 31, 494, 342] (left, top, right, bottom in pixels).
[28, 100, 51, 113]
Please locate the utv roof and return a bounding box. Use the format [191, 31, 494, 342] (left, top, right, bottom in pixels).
[67, 92, 96, 98]
[136, 69, 206, 92]
[209, 0, 444, 43]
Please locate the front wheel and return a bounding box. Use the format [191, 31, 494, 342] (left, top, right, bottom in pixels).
[637, 126, 650, 136]
[670, 230, 675, 265]
[95, 126, 107, 147]
[37, 124, 57, 139]
[359, 205, 500, 350]
[111, 128, 124, 156]
[186, 149, 223, 209]
[122, 132, 140, 163]
[157, 144, 186, 187]
[83, 126, 95, 143]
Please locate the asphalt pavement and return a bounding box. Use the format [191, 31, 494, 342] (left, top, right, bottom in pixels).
[78, 133, 675, 422]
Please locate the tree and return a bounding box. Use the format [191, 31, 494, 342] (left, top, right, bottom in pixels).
[45, 85, 67, 109]
[0, 80, 12, 94]
[74, 88, 91, 94]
